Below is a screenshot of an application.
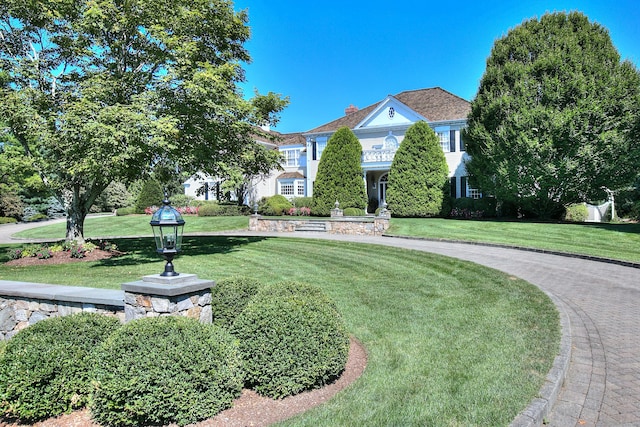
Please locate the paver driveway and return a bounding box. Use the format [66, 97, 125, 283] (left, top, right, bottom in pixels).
[236, 232, 640, 427]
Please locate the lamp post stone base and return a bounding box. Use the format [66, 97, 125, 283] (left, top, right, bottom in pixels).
[122, 274, 214, 324]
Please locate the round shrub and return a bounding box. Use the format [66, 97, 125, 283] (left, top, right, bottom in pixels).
[0, 217, 18, 224]
[564, 203, 589, 222]
[115, 206, 136, 216]
[211, 277, 264, 328]
[0, 313, 121, 422]
[90, 316, 243, 427]
[258, 195, 292, 216]
[232, 281, 350, 399]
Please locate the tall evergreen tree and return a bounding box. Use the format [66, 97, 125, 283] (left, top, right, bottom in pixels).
[387, 122, 449, 217]
[311, 127, 367, 216]
[463, 11, 640, 218]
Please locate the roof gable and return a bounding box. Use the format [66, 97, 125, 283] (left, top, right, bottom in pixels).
[355, 96, 426, 129]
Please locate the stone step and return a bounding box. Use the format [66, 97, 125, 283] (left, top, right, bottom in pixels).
[295, 221, 327, 232]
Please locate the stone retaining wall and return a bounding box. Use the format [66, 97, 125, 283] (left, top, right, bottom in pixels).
[249, 216, 390, 236]
[0, 281, 124, 340]
[0, 275, 214, 339]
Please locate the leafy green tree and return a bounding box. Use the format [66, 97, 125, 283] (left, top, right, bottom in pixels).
[463, 12, 640, 218]
[386, 121, 449, 217]
[311, 127, 367, 216]
[0, 0, 287, 241]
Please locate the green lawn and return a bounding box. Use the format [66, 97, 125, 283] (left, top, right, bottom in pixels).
[0, 236, 559, 426]
[13, 215, 250, 241]
[387, 217, 640, 263]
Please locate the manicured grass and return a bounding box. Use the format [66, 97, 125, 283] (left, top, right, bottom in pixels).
[13, 215, 250, 241]
[0, 236, 560, 426]
[387, 218, 640, 263]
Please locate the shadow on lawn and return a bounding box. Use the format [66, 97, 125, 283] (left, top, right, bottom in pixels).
[94, 235, 268, 267]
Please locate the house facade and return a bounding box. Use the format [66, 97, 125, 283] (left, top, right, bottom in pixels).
[185, 87, 477, 210]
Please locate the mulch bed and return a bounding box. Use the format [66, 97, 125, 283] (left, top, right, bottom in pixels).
[4, 249, 117, 266]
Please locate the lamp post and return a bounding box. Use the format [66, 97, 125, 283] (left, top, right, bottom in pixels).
[150, 194, 185, 277]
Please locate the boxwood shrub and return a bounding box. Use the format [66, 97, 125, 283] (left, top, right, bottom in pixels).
[232, 281, 350, 399]
[343, 207, 366, 216]
[564, 203, 589, 222]
[211, 277, 264, 328]
[258, 195, 292, 216]
[198, 202, 249, 217]
[0, 313, 120, 422]
[90, 316, 243, 427]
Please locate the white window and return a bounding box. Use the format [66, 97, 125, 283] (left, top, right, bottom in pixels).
[278, 179, 305, 198]
[282, 149, 300, 167]
[280, 183, 294, 196]
[468, 187, 482, 199]
[437, 131, 450, 153]
[435, 126, 451, 153]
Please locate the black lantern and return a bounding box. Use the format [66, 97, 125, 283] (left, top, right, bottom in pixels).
[150, 195, 185, 276]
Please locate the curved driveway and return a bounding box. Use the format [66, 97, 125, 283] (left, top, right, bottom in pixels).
[2, 222, 639, 426]
[231, 231, 640, 427]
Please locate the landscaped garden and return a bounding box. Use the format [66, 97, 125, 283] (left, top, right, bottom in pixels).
[0, 217, 561, 426]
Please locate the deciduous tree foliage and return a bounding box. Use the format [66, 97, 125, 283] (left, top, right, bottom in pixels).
[387, 121, 449, 217]
[463, 11, 640, 218]
[311, 127, 367, 216]
[0, 0, 287, 241]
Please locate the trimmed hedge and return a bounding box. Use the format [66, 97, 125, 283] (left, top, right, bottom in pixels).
[115, 206, 136, 216]
[211, 277, 264, 328]
[0, 313, 120, 422]
[198, 202, 249, 217]
[0, 217, 18, 224]
[343, 207, 366, 216]
[232, 281, 350, 399]
[90, 316, 243, 427]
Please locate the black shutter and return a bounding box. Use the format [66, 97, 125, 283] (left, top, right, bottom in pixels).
[461, 177, 467, 198]
[450, 177, 457, 199]
[460, 134, 465, 151]
[449, 130, 456, 152]
[312, 140, 317, 160]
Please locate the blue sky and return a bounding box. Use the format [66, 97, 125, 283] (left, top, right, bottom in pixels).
[233, 1, 640, 134]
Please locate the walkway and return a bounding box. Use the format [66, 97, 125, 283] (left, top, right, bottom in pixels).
[2, 222, 639, 426]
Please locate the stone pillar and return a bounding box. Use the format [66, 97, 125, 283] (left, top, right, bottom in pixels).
[121, 274, 214, 324]
[249, 213, 261, 231]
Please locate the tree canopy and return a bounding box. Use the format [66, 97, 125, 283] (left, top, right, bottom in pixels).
[0, 0, 287, 241]
[463, 11, 640, 218]
[311, 127, 367, 216]
[387, 121, 449, 217]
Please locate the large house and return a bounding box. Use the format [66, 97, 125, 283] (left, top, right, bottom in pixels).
[184, 87, 477, 210]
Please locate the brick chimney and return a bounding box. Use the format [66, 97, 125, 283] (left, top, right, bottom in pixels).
[344, 104, 359, 115]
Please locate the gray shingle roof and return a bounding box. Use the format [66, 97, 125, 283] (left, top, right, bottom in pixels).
[305, 87, 470, 134]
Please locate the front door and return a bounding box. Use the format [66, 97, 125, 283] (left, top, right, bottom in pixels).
[379, 173, 389, 207]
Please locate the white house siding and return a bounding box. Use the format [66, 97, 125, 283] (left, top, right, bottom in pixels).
[185, 88, 472, 207]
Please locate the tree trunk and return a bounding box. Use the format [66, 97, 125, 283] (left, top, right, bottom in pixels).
[61, 183, 107, 243]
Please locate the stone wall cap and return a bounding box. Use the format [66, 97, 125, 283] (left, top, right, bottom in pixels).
[122, 276, 215, 296]
[0, 281, 123, 307]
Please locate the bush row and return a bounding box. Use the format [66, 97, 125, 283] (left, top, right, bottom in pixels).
[0, 280, 350, 425]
